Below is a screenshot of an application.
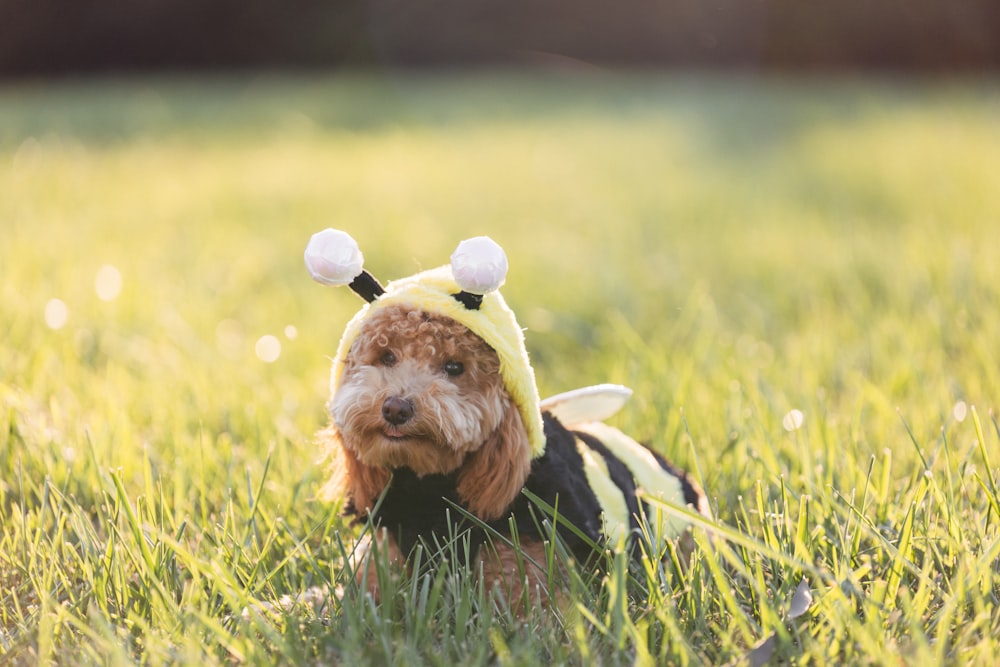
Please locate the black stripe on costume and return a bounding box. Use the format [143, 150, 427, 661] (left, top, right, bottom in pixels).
[646, 448, 705, 509]
[570, 428, 643, 539]
[374, 468, 466, 557]
[505, 413, 608, 559]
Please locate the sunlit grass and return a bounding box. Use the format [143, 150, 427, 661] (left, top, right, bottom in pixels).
[2, 72, 1000, 664]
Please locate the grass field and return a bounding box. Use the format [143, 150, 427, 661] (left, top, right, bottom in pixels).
[2, 72, 1000, 665]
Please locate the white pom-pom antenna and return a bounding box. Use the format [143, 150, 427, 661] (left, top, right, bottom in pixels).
[450, 236, 508, 310]
[304, 228, 384, 302]
[305, 229, 363, 285]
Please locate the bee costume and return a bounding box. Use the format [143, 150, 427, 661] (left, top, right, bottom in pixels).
[305, 229, 708, 560]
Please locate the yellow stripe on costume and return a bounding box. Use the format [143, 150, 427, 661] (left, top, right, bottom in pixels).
[575, 438, 630, 545]
[575, 421, 692, 540]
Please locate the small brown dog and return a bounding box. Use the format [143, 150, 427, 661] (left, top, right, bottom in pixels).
[305, 230, 709, 607]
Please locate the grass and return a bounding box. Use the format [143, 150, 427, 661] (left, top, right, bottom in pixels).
[2, 71, 1000, 665]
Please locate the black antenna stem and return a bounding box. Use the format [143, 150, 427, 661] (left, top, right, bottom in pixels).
[350, 271, 385, 303]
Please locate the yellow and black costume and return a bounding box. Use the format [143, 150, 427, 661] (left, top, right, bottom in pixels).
[305, 229, 707, 561]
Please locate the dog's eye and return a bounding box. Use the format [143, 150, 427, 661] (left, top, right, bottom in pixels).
[443, 360, 464, 377]
[379, 351, 397, 367]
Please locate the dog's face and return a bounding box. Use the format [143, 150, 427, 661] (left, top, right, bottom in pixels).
[332, 304, 509, 475]
[327, 302, 533, 520]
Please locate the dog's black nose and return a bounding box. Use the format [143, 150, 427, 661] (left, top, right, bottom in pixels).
[382, 397, 415, 425]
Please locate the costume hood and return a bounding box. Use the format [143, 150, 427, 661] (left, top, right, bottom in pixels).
[304, 229, 546, 457]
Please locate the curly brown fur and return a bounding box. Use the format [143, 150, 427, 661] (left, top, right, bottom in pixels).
[322, 304, 532, 519]
[352, 527, 405, 595]
[480, 539, 563, 613]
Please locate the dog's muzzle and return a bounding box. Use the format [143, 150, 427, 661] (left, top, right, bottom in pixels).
[382, 397, 415, 426]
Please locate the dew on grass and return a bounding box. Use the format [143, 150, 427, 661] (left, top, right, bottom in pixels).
[95, 264, 123, 301]
[45, 298, 69, 329]
[256, 335, 281, 363]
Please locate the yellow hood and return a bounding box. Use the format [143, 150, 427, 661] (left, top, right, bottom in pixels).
[330, 265, 546, 457]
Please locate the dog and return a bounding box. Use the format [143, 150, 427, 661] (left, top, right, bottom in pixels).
[305, 229, 710, 608]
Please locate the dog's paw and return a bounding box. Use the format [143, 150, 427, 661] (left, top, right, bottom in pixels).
[239, 585, 343, 620]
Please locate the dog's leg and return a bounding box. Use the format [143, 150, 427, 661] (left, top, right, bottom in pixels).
[352, 527, 404, 600]
[480, 539, 558, 615]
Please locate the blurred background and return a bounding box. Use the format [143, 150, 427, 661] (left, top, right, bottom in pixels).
[2, 0, 999, 76]
[2, 0, 999, 502]
[3, 5, 1000, 662]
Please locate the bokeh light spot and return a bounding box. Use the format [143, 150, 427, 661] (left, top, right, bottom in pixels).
[95, 264, 123, 301]
[256, 335, 281, 363]
[782, 409, 805, 432]
[45, 298, 69, 329]
[284, 324, 298, 340]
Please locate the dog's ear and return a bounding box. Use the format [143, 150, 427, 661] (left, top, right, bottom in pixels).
[457, 400, 532, 521]
[317, 424, 390, 515]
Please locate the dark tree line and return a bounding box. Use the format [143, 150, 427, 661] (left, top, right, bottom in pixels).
[2, 0, 998, 76]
